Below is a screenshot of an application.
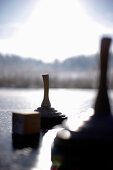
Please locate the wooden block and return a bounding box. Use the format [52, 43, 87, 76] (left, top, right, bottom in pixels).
[12, 110, 40, 135]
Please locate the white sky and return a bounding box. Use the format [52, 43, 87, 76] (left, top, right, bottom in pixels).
[0, 0, 113, 62]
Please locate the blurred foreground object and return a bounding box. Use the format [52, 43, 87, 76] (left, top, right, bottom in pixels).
[12, 110, 40, 135]
[51, 37, 113, 169]
[35, 74, 67, 129]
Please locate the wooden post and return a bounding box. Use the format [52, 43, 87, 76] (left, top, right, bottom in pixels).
[41, 74, 51, 107]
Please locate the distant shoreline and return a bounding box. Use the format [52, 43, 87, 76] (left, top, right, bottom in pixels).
[0, 53, 113, 89]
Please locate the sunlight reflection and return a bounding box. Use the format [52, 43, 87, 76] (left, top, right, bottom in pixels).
[79, 108, 94, 121]
[57, 129, 71, 140]
[65, 108, 94, 131]
[32, 128, 62, 170]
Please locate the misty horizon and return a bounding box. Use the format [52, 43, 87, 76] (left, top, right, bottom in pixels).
[0, 52, 113, 89]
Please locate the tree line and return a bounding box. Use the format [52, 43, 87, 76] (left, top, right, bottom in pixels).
[0, 53, 113, 88]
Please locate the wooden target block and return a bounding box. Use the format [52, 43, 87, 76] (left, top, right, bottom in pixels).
[12, 110, 40, 135]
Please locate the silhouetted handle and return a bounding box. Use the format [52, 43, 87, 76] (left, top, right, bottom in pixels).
[100, 38, 111, 87]
[94, 37, 112, 115]
[41, 74, 51, 107]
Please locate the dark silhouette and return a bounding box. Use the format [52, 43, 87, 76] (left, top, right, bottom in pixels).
[94, 37, 111, 114]
[51, 37, 113, 170]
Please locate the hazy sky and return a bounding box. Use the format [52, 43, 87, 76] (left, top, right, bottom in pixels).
[0, 0, 113, 62]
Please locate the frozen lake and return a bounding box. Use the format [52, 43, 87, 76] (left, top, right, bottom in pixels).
[0, 88, 97, 111]
[0, 88, 113, 170]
